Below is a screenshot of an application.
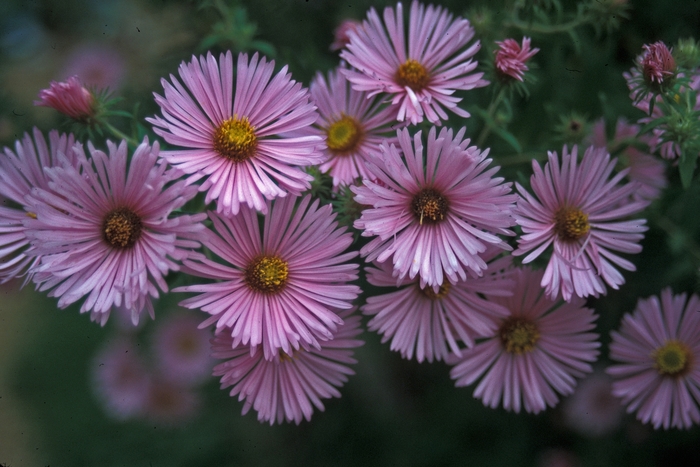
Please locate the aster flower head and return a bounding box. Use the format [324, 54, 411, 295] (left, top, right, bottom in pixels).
[340, 1, 488, 125]
[148, 51, 323, 216]
[494, 37, 539, 82]
[34, 76, 96, 122]
[309, 65, 400, 188]
[177, 195, 360, 360]
[211, 308, 363, 425]
[362, 247, 512, 363]
[448, 267, 600, 414]
[562, 370, 624, 437]
[25, 137, 206, 324]
[641, 41, 676, 87]
[353, 126, 516, 290]
[0, 128, 76, 283]
[513, 145, 649, 301]
[607, 288, 700, 429]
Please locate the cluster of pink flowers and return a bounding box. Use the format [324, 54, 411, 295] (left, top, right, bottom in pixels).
[7, 0, 700, 432]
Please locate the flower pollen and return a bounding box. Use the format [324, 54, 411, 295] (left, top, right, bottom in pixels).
[102, 207, 143, 249]
[213, 115, 258, 162]
[411, 188, 449, 225]
[421, 282, 451, 300]
[326, 115, 363, 154]
[245, 255, 289, 293]
[500, 317, 540, 354]
[396, 59, 430, 92]
[652, 340, 692, 377]
[554, 207, 590, 241]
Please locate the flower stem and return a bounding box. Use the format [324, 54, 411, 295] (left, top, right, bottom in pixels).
[103, 121, 138, 147]
[476, 87, 507, 148]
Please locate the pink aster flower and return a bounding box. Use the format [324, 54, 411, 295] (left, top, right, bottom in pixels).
[143, 378, 201, 425]
[330, 19, 362, 51]
[353, 126, 516, 290]
[24, 138, 206, 324]
[494, 37, 539, 82]
[34, 76, 96, 121]
[562, 370, 624, 437]
[362, 247, 512, 363]
[148, 51, 323, 216]
[641, 41, 676, 86]
[588, 118, 667, 202]
[61, 44, 126, 92]
[309, 65, 399, 188]
[448, 267, 600, 414]
[340, 1, 488, 125]
[513, 145, 648, 301]
[211, 308, 363, 425]
[152, 311, 214, 386]
[607, 288, 700, 429]
[177, 195, 360, 360]
[0, 128, 76, 283]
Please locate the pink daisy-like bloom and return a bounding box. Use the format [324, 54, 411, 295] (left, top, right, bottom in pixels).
[34, 76, 96, 121]
[61, 43, 126, 92]
[330, 19, 362, 51]
[177, 195, 360, 360]
[362, 247, 512, 363]
[513, 145, 648, 301]
[309, 65, 400, 188]
[142, 378, 201, 425]
[588, 118, 667, 202]
[152, 311, 214, 386]
[340, 1, 488, 125]
[607, 288, 700, 429]
[562, 370, 624, 437]
[353, 126, 516, 290]
[211, 307, 363, 425]
[148, 51, 323, 216]
[494, 37, 539, 82]
[24, 137, 206, 324]
[0, 128, 76, 283]
[448, 267, 600, 414]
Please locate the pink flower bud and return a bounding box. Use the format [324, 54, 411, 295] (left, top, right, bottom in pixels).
[641, 41, 676, 85]
[34, 76, 95, 121]
[330, 19, 362, 51]
[494, 37, 539, 82]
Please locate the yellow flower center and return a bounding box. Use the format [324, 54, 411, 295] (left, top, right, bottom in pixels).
[213, 115, 258, 162]
[396, 59, 430, 92]
[420, 282, 451, 300]
[411, 188, 449, 225]
[245, 255, 289, 294]
[499, 317, 540, 354]
[554, 207, 590, 242]
[102, 207, 143, 249]
[326, 115, 363, 154]
[652, 340, 692, 376]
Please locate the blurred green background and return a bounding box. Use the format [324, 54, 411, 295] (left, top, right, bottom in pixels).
[2, 0, 700, 466]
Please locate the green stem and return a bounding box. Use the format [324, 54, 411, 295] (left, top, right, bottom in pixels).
[103, 122, 138, 147]
[476, 87, 507, 148]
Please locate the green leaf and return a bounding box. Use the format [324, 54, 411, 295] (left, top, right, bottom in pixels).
[679, 147, 698, 188]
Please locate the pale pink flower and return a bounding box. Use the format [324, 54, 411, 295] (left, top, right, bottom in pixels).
[641, 41, 676, 86]
[607, 288, 700, 429]
[353, 126, 516, 290]
[61, 44, 126, 91]
[34, 76, 95, 121]
[448, 267, 600, 414]
[562, 370, 624, 437]
[513, 145, 648, 301]
[362, 247, 512, 363]
[24, 138, 206, 324]
[494, 37, 539, 82]
[330, 19, 362, 51]
[340, 1, 488, 125]
[148, 51, 323, 216]
[143, 378, 201, 425]
[309, 65, 399, 187]
[0, 128, 76, 283]
[211, 308, 363, 425]
[177, 195, 360, 360]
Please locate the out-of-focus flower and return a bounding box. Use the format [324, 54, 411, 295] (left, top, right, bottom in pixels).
[494, 37, 539, 82]
[148, 51, 322, 216]
[61, 43, 126, 91]
[588, 118, 667, 202]
[340, 1, 488, 125]
[0, 128, 76, 283]
[330, 19, 362, 51]
[608, 288, 700, 429]
[34, 76, 96, 122]
[177, 195, 360, 360]
[353, 126, 516, 290]
[362, 248, 512, 363]
[211, 308, 363, 425]
[91, 338, 151, 420]
[513, 145, 648, 301]
[448, 267, 600, 414]
[562, 370, 624, 437]
[25, 138, 205, 325]
[152, 311, 213, 386]
[309, 65, 399, 188]
[143, 378, 201, 425]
